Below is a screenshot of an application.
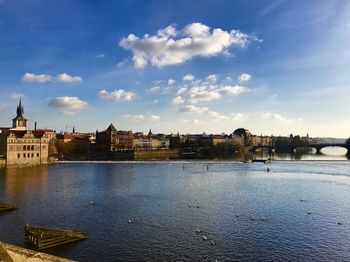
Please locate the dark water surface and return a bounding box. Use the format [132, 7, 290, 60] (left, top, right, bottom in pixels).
[1, 161, 350, 261]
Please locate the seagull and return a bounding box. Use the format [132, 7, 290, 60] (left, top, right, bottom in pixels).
[210, 241, 215, 246]
[196, 229, 201, 233]
[261, 217, 266, 221]
[128, 219, 132, 224]
[202, 235, 208, 241]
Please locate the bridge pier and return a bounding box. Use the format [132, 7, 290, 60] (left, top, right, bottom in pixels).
[315, 147, 322, 155]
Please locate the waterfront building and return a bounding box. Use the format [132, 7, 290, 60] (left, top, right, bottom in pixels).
[96, 124, 134, 151]
[133, 131, 169, 150]
[0, 100, 52, 166]
[211, 135, 226, 146]
[56, 132, 90, 143]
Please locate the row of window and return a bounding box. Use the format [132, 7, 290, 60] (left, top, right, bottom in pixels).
[17, 153, 40, 158]
[23, 145, 35, 151]
[8, 139, 49, 143]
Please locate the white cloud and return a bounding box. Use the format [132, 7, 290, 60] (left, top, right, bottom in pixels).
[229, 113, 245, 121]
[182, 119, 203, 125]
[170, 96, 185, 105]
[206, 74, 218, 83]
[221, 85, 250, 95]
[176, 87, 188, 95]
[189, 86, 221, 103]
[48, 96, 88, 115]
[149, 115, 161, 121]
[150, 86, 161, 92]
[57, 73, 82, 83]
[162, 87, 172, 95]
[122, 114, 160, 121]
[22, 72, 82, 83]
[223, 50, 234, 58]
[22, 73, 52, 83]
[262, 112, 302, 122]
[178, 104, 246, 122]
[96, 54, 105, 58]
[238, 73, 251, 83]
[183, 74, 195, 81]
[168, 79, 176, 85]
[5, 93, 25, 100]
[117, 58, 129, 68]
[178, 105, 210, 114]
[119, 22, 259, 68]
[98, 89, 135, 101]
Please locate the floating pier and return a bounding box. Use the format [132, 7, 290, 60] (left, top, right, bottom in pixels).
[0, 203, 17, 212]
[22, 225, 87, 250]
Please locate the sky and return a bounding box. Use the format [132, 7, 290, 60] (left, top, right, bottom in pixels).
[0, 0, 350, 137]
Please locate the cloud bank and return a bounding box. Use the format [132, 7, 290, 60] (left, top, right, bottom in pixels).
[22, 73, 82, 83]
[119, 22, 260, 68]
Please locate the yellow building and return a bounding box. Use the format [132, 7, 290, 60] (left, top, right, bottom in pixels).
[0, 100, 51, 166]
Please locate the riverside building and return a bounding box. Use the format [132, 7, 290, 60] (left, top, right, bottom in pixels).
[0, 100, 52, 166]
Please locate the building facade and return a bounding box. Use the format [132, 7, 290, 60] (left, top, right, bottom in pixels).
[96, 124, 134, 151]
[0, 100, 51, 166]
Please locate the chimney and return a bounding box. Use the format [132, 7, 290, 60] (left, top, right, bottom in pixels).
[34, 121, 37, 131]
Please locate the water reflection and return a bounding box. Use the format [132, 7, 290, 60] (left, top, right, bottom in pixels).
[1, 162, 350, 261]
[1, 165, 49, 199]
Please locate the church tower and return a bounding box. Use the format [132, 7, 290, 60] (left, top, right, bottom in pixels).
[12, 99, 28, 130]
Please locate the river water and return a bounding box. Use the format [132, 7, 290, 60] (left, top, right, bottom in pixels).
[1, 155, 350, 261]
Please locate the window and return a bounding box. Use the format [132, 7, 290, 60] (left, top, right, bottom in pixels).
[27, 153, 30, 158]
[27, 145, 30, 151]
[31, 153, 34, 157]
[23, 145, 26, 151]
[37, 153, 39, 157]
[31, 145, 34, 150]
[23, 153, 26, 158]
[17, 154, 20, 158]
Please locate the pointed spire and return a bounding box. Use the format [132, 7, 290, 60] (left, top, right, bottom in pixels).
[12, 98, 27, 130]
[16, 98, 24, 117]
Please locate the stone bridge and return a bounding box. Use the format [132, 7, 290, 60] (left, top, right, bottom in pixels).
[250, 143, 349, 154]
[292, 143, 349, 154]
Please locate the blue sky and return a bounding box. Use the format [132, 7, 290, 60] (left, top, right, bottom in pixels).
[0, 0, 349, 137]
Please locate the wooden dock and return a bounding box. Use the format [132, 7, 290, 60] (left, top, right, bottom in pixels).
[22, 225, 87, 250]
[0, 203, 17, 212]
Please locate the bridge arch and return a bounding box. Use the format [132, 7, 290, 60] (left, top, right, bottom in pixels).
[292, 145, 348, 155]
[292, 146, 317, 154]
[318, 145, 348, 155]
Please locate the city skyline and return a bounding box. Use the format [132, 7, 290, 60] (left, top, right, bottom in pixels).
[1, 1, 349, 137]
